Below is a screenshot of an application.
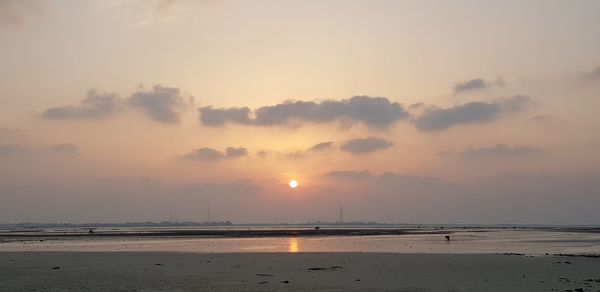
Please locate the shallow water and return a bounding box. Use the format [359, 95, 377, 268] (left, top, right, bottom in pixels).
[2, 229, 600, 255]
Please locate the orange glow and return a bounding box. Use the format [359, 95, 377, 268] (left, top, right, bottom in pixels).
[288, 237, 299, 252]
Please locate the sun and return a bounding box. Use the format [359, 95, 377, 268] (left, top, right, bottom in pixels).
[288, 179, 298, 189]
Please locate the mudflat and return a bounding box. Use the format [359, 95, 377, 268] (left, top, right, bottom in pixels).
[1, 252, 599, 291]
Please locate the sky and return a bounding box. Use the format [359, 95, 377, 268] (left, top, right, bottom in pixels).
[1, 0, 600, 224]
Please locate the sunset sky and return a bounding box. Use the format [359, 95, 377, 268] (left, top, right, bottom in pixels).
[1, 0, 600, 224]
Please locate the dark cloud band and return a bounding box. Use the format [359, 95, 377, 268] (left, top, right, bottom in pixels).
[199, 96, 409, 128]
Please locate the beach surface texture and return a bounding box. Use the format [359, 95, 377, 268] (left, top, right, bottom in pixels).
[1, 251, 600, 291]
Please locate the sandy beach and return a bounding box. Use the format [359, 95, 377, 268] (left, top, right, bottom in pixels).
[1, 252, 599, 291]
[2, 228, 600, 291]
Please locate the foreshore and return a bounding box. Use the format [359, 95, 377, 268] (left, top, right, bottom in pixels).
[2, 228, 600, 291]
[1, 252, 599, 291]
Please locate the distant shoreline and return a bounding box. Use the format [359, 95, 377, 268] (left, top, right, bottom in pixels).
[0, 228, 452, 239]
[2, 226, 600, 241]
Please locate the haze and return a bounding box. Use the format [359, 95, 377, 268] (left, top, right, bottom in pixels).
[1, 0, 600, 224]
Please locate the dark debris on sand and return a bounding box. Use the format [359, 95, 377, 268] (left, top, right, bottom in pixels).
[555, 253, 600, 258]
[308, 265, 344, 271]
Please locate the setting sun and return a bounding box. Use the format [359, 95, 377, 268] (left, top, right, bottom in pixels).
[288, 180, 298, 189]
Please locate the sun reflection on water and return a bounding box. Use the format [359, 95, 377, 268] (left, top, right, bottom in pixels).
[288, 237, 299, 253]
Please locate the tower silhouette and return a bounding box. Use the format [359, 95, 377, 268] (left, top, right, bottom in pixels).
[207, 206, 211, 223]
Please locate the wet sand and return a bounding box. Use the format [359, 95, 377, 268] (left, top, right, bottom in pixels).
[1, 252, 600, 291]
[3, 229, 600, 255]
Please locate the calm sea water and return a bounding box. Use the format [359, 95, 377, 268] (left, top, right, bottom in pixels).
[2, 229, 600, 255]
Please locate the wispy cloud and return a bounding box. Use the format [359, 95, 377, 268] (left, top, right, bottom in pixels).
[0, 144, 29, 156]
[581, 66, 600, 81]
[460, 144, 543, 159]
[413, 95, 531, 132]
[225, 147, 247, 158]
[50, 143, 79, 155]
[309, 141, 334, 152]
[42, 90, 119, 120]
[182, 146, 248, 162]
[325, 170, 372, 180]
[453, 77, 505, 93]
[92, 0, 195, 28]
[454, 78, 487, 93]
[340, 137, 393, 154]
[0, 0, 45, 26]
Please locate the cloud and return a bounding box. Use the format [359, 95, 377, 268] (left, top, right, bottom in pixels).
[284, 151, 306, 159]
[528, 114, 562, 125]
[128, 85, 189, 123]
[42, 85, 189, 123]
[182, 146, 247, 161]
[454, 78, 487, 93]
[199, 96, 409, 128]
[42, 90, 119, 119]
[0, 144, 29, 156]
[453, 77, 505, 93]
[413, 95, 531, 131]
[198, 106, 252, 126]
[375, 172, 442, 186]
[50, 143, 78, 155]
[259, 141, 334, 160]
[225, 147, 247, 158]
[0, 128, 27, 144]
[340, 137, 393, 154]
[0, 0, 44, 26]
[325, 170, 372, 180]
[437, 150, 454, 157]
[309, 141, 334, 151]
[42, 87, 531, 133]
[529, 114, 555, 122]
[182, 147, 223, 161]
[454, 77, 506, 93]
[408, 102, 425, 109]
[324, 170, 443, 193]
[460, 144, 543, 159]
[582, 66, 600, 81]
[92, 0, 196, 29]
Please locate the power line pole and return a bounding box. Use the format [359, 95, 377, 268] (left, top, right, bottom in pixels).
[339, 206, 343, 223]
